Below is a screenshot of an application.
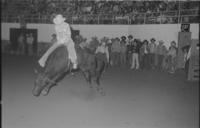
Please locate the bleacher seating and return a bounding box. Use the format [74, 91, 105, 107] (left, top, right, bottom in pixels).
[1, 0, 199, 24]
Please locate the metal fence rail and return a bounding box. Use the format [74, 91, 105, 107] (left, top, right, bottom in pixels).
[1, 9, 199, 24]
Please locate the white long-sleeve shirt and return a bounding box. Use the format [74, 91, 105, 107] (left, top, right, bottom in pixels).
[55, 22, 71, 44]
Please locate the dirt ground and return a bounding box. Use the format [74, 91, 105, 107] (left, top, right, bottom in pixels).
[2, 54, 199, 128]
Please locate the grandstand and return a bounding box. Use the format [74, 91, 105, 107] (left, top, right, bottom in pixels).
[1, 0, 199, 24]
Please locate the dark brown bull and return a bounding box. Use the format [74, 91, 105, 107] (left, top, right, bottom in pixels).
[32, 45, 106, 97]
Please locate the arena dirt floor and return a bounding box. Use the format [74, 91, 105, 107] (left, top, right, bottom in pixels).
[2, 54, 199, 128]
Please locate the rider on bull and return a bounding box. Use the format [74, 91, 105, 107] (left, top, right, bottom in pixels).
[38, 14, 78, 69]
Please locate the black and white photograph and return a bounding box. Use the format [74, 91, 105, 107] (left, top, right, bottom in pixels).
[1, 0, 199, 128]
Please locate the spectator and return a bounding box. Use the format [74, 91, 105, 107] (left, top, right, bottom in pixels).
[17, 33, 25, 55]
[79, 38, 88, 50]
[156, 40, 167, 70]
[167, 41, 178, 74]
[111, 37, 121, 66]
[51, 34, 57, 44]
[140, 40, 150, 70]
[126, 35, 134, 66]
[148, 38, 157, 69]
[95, 38, 109, 65]
[26, 33, 34, 55]
[88, 36, 99, 53]
[120, 36, 127, 66]
[130, 39, 140, 70]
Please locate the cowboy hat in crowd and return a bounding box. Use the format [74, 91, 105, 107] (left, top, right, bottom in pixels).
[128, 35, 133, 39]
[150, 38, 156, 42]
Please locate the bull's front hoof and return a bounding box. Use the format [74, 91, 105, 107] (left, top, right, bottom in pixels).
[41, 88, 49, 96]
[32, 89, 40, 97]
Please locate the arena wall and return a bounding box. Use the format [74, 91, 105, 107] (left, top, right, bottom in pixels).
[1, 23, 199, 48]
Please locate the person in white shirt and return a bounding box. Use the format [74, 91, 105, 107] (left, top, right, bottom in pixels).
[95, 37, 109, 63]
[38, 14, 78, 69]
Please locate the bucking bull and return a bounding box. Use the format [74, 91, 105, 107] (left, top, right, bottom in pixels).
[32, 44, 106, 97]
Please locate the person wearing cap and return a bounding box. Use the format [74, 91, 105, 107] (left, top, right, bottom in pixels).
[156, 40, 167, 70]
[149, 38, 157, 69]
[38, 14, 78, 69]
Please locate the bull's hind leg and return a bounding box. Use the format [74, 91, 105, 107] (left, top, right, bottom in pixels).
[82, 71, 92, 88]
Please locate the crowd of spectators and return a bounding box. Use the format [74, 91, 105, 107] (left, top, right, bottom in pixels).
[2, 0, 199, 24]
[72, 34, 181, 74]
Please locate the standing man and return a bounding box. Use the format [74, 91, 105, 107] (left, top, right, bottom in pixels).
[130, 39, 140, 70]
[149, 38, 157, 69]
[156, 40, 167, 70]
[127, 35, 134, 66]
[111, 37, 121, 66]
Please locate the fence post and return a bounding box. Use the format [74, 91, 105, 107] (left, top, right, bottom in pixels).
[98, 15, 99, 24]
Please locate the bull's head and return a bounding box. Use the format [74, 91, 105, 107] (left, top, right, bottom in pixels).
[32, 69, 51, 97]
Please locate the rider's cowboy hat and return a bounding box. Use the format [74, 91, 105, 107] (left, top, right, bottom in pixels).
[53, 14, 66, 24]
